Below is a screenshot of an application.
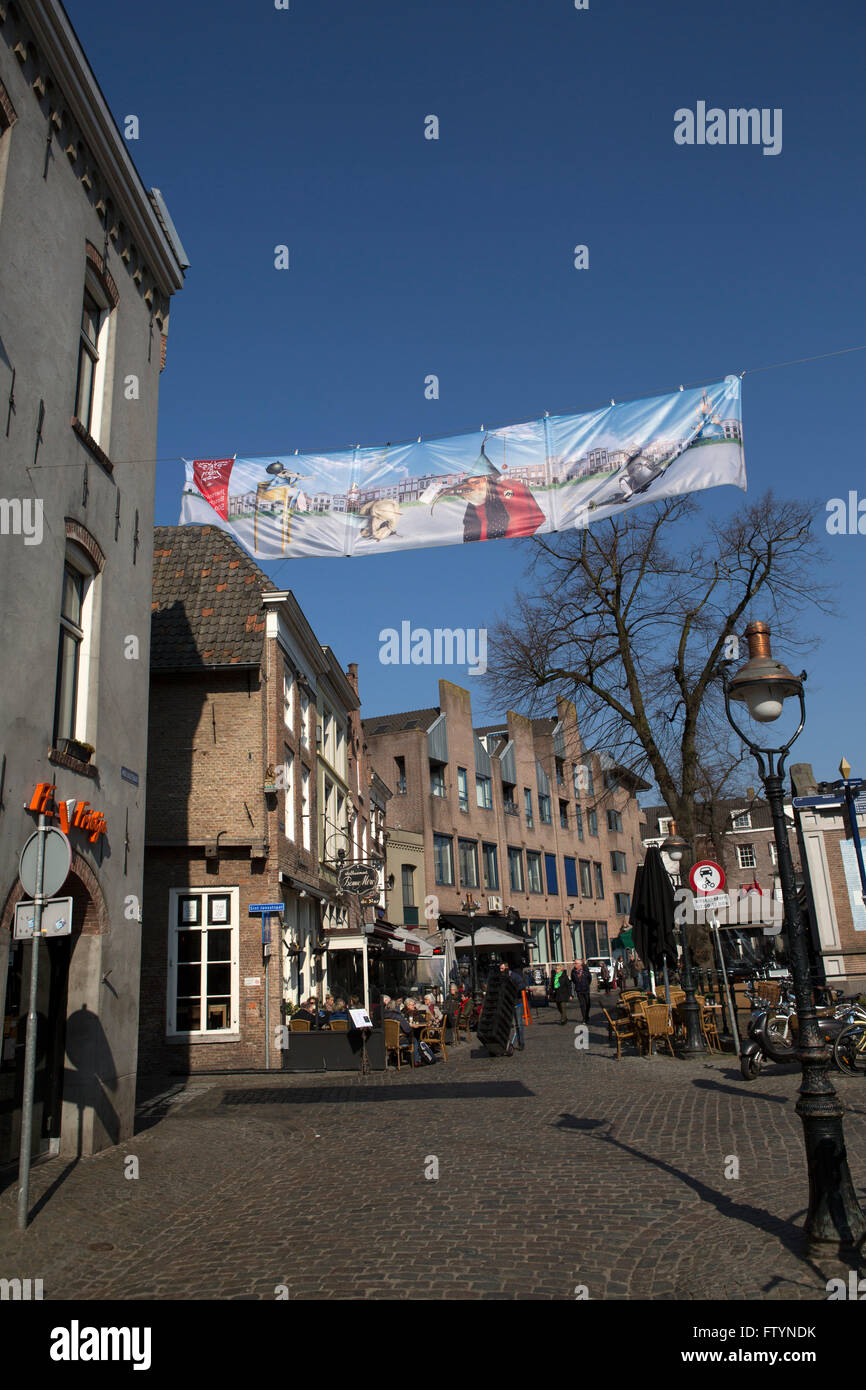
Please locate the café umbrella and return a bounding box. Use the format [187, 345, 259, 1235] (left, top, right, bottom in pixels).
[629, 847, 679, 997]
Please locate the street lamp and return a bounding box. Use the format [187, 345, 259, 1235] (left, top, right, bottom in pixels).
[722, 620, 865, 1253]
[661, 830, 706, 1059]
[461, 893, 481, 1001]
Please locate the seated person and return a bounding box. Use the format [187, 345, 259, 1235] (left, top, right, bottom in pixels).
[294, 996, 324, 1028]
[423, 993, 443, 1025]
[382, 994, 421, 1064]
[329, 998, 349, 1022]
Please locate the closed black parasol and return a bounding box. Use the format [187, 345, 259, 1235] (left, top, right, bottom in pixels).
[629, 846, 678, 972]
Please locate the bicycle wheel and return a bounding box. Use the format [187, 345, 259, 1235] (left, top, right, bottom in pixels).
[834, 1023, 866, 1076]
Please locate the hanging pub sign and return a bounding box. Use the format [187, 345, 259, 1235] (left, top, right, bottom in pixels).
[179, 378, 746, 561]
[336, 863, 380, 895]
[27, 782, 107, 844]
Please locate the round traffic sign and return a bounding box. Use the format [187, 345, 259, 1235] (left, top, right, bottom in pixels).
[18, 826, 72, 899]
[689, 860, 726, 896]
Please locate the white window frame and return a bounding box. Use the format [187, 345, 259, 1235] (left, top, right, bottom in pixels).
[769, 841, 778, 865]
[166, 887, 239, 1039]
[54, 545, 98, 748]
[731, 810, 752, 830]
[75, 270, 114, 448]
[283, 666, 294, 729]
[284, 747, 295, 840]
[301, 767, 311, 850]
[300, 689, 310, 748]
[737, 843, 757, 869]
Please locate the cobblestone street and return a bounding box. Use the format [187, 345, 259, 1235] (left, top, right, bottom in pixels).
[2, 1000, 865, 1301]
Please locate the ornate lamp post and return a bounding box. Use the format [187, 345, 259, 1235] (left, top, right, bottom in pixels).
[661, 830, 707, 1059]
[722, 621, 866, 1253]
[461, 893, 481, 1001]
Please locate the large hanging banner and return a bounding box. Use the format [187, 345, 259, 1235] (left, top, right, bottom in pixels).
[179, 377, 745, 560]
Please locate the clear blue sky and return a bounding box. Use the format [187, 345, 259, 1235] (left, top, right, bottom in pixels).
[70, 0, 865, 780]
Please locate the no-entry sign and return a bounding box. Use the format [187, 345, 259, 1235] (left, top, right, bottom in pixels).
[689, 860, 726, 896]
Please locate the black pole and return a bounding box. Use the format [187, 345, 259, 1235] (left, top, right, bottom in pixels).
[764, 767, 866, 1252]
[678, 910, 708, 1059]
[722, 654, 866, 1255]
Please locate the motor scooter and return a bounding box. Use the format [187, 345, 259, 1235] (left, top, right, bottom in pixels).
[740, 998, 864, 1080]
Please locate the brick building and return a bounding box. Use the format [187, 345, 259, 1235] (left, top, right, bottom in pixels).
[791, 764, 866, 990]
[0, 2, 185, 1162]
[140, 526, 378, 1076]
[641, 798, 800, 902]
[363, 679, 648, 968]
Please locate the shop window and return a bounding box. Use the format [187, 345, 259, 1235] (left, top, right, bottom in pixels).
[167, 888, 239, 1036]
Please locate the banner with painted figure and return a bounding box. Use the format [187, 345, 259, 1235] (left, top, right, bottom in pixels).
[179, 377, 745, 560]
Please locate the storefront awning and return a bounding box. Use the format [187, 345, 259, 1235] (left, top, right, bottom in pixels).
[438, 914, 533, 947]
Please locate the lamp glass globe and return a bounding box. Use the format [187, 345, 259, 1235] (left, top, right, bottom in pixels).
[745, 682, 784, 723]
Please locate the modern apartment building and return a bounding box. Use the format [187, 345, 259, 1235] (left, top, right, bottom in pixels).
[0, 1, 185, 1161]
[364, 679, 648, 967]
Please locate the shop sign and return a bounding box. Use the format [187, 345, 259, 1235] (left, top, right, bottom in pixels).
[27, 782, 107, 844]
[336, 862, 379, 895]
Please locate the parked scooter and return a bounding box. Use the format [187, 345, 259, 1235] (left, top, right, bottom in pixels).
[740, 986, 865, 1080]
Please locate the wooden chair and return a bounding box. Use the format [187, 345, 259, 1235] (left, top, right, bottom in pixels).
[643, 1003, 676, 1058]
[385, 1018, 410, 1069]
[329, 1019, 349, 1032]
[754, 981, 781, 1007]
[701, 1008, 723, 1053]
[602, 1007, 637, 1061]
[422, 1016, 448, 1062]
[289, 1019, 310, 1033]
[454, 1002, 472, 1043]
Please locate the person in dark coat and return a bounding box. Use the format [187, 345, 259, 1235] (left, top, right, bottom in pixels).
[551, 965, 571, 1024]
[571, 959, 592, 1024]
[500, 962, 526, 1050]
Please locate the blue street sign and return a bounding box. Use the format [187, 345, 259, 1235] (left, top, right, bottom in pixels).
[248, 902, 283, 914]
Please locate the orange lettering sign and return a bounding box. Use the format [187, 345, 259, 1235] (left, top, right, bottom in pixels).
[28, 785, 107, 843]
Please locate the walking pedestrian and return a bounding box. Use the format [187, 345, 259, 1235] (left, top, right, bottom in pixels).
[551, 964, 571, 1025]
[570, 960, 581, 1000]
[600, 961, 611, 994]
[614, 959, 625, 992]
[571, 958, 592, 1024]
[500, 962, 527, 1051]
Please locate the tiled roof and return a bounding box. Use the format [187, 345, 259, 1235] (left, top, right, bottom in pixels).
[151, 526, 276, 669]
[362, 708, 441, 736]
[641, 799, 777, 835]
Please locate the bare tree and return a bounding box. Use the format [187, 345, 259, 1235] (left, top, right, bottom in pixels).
[486, 491, 832, 865]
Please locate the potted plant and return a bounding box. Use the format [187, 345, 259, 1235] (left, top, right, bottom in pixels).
[61, 738, 94, 764]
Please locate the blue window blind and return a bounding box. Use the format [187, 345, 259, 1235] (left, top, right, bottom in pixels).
[545, 853, 558, 894]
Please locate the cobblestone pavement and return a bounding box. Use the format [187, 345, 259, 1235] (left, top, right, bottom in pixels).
[1, 999, 865, 1300]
